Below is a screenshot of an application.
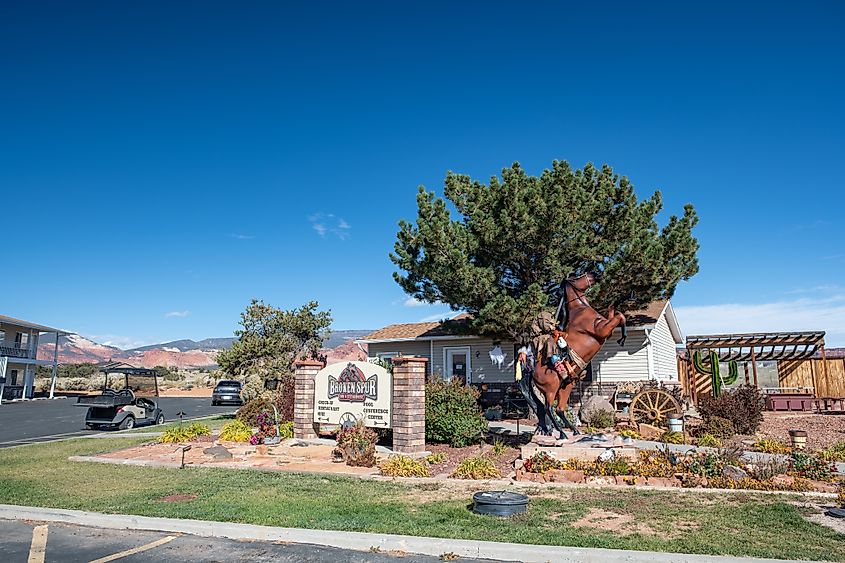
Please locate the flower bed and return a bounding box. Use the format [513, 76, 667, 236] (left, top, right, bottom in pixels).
[516, 449, 842, 493]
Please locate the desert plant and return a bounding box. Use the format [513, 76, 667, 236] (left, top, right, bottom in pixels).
[618, 428, 641, 439]
[425, 452, 447, 465]
[697, 416, 736, 440]
[838, 483, 845, 508]
[490, 439, 508, 456]
[335, 421, 378, 467]
[159, 422, 211, 444]
[747, 457, 790, 481]
[818, 441, 845, 462]
[219, 419, 253, 442]
[698, 386, 765, 435]
[450, 456, 501, 479]
[754, 439, 791, 455]
[522, 451, 564, 473]
[585, 457, 631, 477]
[695, 433, 721, 447]
[425, 379, 487, 447]
[789, 452, 835, 482]
[587, 409, 616, 429]
[660, 430, 685, 444]
[379, 455, 431, 477]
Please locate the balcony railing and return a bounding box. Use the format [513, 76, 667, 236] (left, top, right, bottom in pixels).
[0, 345, 33, 359]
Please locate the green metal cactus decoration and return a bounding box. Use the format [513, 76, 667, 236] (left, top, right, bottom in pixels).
[692, 350, 738, 397]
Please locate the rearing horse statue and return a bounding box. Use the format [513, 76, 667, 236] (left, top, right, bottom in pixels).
[518, 272, 627, 439]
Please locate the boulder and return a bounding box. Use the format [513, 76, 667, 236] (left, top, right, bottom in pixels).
[579, 396, 614, 423]
[203, 445, 233, 461]
[638, 423, 664, 440]
[722, 465, 748, 482]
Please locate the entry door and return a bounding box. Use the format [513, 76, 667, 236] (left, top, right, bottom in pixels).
[445, 347, 471, 384]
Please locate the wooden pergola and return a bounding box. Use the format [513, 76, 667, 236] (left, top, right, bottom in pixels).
[683, 331, 829, 400]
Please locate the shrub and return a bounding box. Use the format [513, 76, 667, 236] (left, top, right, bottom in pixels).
[789, 452, 835, 481]
[818, 441, 845, 462]
[660, 430, 685, 444]
[159, 422, 211, 444]
[334, 421, 378, 467]
[695, 433, 721, 447]
[425, 379, 487, 447]
[379, 455, 431, 477]
[269, 375, 295, 422]
[237, 397, 271, 426]
[425, 452, 447, 465]
[219, 419, 252, 442]
[587, 409, 616, 429]
[697, 416, 736, 440]
[278, 421, 294, 440]
[450, 456, 501, 479]
[698, 386, 765, 435]
[490, 439, 508, 456]
[754, 439, 791, 454]
[522, 451, 563, 473]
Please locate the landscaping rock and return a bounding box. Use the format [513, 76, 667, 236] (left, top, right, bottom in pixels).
[532, 434, 557, 446]
[638, 423, 663, 440]
[722, 465, 749, 482]
[772, 474, 796, 487]
[203, 445, 232, 461]
[585, 476, 615, 486]
[579, 396, 614, 423]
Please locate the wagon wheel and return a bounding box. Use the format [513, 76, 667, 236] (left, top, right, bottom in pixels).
[630, 389, 681, 427]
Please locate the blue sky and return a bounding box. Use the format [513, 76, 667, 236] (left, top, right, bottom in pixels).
[2, 2, 844, 347]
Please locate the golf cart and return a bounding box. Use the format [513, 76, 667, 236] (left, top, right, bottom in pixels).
[76, 363, 165, 430]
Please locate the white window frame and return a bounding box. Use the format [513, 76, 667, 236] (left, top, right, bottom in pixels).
[443, 346, 472, 384]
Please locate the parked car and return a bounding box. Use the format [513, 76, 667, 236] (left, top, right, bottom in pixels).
[212, 380, 243, 405]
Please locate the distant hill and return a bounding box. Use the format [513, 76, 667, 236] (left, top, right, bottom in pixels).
[37, 330, 373, 369]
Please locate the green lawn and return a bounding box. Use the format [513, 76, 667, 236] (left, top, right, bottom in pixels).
[124, 414, 234, 434]
[1, 438, 843, 560]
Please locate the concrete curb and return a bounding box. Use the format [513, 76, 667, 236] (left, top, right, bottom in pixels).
[0, 504, 813, 563]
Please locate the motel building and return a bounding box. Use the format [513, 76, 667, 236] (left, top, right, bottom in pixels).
[0, 314, 68, 401]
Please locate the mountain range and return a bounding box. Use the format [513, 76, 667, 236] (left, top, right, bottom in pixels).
[37, 330, 373, 369]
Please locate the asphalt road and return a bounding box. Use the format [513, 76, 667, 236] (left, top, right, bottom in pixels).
[0, 397, 236, 448]
[0, 520, 492, 562]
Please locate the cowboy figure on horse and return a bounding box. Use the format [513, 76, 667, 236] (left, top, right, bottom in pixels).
[516, 271, 628, 439]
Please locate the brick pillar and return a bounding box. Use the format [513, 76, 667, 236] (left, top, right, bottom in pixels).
[391, 356, 427, 454]
[293, 360, 324, 440]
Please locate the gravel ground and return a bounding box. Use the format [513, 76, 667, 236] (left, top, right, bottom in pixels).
[750, 412, 845, 450]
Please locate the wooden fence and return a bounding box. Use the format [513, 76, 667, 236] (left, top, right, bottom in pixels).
[778, 357, 845, 398]
[678, 356, 845, 402]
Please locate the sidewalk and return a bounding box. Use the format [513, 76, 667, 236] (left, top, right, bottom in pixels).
[0, 504, 821, 563]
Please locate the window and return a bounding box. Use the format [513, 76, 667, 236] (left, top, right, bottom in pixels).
[10, 369, 18, 385]
[375, 352, 398, 365]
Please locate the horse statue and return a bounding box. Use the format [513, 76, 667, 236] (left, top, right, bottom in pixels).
[516, 272, 628, 439]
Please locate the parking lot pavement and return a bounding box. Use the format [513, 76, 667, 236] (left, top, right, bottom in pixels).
[0, 520, 493, 563]
[0, 397, 236, 448]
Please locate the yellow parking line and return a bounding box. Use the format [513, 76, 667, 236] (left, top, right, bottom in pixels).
[28, 525, 49, 563]
[89, 535, 177, 563]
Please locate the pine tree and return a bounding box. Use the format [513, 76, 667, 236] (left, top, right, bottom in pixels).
[391, 160, 699, 340]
